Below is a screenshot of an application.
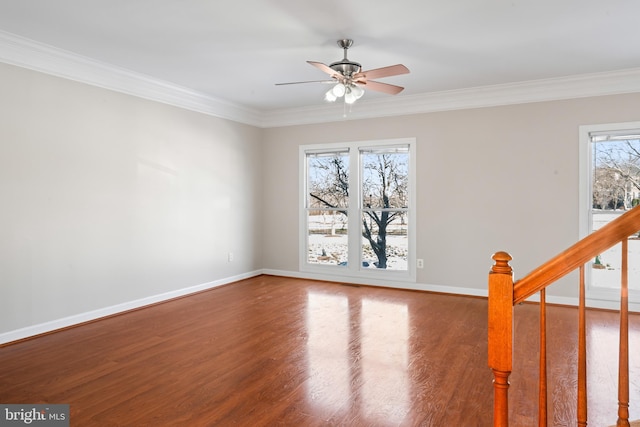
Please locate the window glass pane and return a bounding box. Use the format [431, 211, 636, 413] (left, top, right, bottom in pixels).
[591, 136, 640, 291]
[307, 151, 349, 209]
[592, 138, 640, 210]
[361, 146, 409, 209]
[307, 210, 348, 266]
[361, 211, 408, 270]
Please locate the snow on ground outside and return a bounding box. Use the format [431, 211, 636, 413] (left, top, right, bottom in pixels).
[307, 234, 408, 270]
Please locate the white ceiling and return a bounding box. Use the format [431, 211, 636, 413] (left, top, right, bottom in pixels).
[1, 1, 640, 124]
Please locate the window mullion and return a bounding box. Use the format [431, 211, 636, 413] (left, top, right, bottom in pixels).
[347, 147, 360, 272]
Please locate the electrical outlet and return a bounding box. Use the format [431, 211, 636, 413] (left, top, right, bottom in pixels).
[228, 252, 234, 262]
[417, 259, 424, 269]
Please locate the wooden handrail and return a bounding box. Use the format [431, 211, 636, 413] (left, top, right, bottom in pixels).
[513, 205, 640, 304]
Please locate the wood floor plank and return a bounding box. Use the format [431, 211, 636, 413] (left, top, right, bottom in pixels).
[1, 275, 638, 426]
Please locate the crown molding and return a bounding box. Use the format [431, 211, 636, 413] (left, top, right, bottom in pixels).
[0, 30, 264, 126]
[2, 30, 640, 129]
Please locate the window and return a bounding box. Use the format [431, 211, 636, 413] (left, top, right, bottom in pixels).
[579, 122, 640, 304]
[300, 139, 416, 281]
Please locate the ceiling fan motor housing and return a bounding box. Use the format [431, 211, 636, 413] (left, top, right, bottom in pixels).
[329, 60, 361, 77]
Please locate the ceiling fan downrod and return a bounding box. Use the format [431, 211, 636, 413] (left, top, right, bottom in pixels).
[338, 39, 353, 58]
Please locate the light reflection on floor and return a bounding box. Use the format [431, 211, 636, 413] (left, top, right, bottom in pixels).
[306, 290, 410, 423]
[361, 298, 409, 424]
[306, 292, 351, 412]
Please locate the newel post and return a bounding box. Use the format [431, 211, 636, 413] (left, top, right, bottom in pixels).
[488, 251, 514, 427]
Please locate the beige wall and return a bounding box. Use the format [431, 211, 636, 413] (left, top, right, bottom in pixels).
[262, 93, 640, 298]
[0, 63, 263, 336]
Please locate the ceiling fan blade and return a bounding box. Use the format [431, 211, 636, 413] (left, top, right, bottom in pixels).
[307, 61, 340, 77]
[360, 80, 405, 95]
[275, 79, 336, 86]
[354, 64, 409, 81]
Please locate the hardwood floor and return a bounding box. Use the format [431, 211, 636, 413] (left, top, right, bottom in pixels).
[1, 275, 638, 426]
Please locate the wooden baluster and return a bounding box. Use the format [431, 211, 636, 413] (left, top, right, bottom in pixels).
[539, 288, 547, 426]
[578, 265, 587, 427]
[488, 251, 514, 427]
[617, 239, 630, 427]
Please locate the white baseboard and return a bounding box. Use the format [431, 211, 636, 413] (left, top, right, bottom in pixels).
[262, 268, 489, 297]
[0, 270, 262, 345]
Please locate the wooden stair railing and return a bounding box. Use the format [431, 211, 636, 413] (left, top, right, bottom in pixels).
[488, 204, 640, 427]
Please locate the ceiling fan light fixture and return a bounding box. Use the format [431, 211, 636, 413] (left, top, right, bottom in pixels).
[324, 88, 338, 102]
[332, 83, 346, 97]
[326, 82, 365, 104]
[351, 84, 364, 100]
[344, 87, 357, 104]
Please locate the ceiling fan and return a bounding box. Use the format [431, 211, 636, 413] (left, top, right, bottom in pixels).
[276, 39, 410, 104]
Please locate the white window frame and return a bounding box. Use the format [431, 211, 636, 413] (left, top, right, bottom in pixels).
[299, 138, 416, 283]
[579, 121, 640, 307]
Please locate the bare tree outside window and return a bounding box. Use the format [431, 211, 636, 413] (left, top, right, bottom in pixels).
[592, 139, 640, 210]
[360, 148, 408, 269]
[306, 152, 349, 266]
